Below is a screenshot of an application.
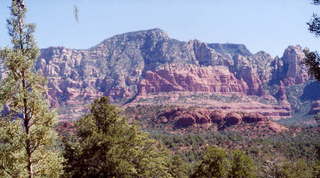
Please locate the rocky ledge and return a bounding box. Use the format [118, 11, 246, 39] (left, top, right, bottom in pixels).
[155, 108, 288, 133]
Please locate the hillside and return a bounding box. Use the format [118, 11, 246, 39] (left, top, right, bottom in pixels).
[29, 28, 319, 128]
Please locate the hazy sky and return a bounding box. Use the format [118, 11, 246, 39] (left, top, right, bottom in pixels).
[1, 0, 320, 56]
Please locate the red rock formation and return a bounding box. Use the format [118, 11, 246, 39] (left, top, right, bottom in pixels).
[281, 46, 309, 85]
[242, 113, 266, 123]
[139, 64, 250, 95]
[210, 111, 226, 124]
[31, 30, 309, 122]
[226, 120, 288, 135]
[131, 93, 291, 120]
[233, 55, 264, 95]
[156, 108, 287, 133]
[224, 113, 242, 127]
[175, 114, 196, 128]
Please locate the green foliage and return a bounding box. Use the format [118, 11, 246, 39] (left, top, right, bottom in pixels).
[314, 161, 320, 178]
[64, 96, 174, 178]
[305, 0, 320, 82]
[149, 128, 320, 177]
[276, 159, 313, 178]
[191, 146, 257, 178]
[0, 119, 23, 177]
[304, 49, 320, 81]
[0, 1, 63, 177]
[191, 146, 230, 178]
[307, 0, 320, 37]
[168, 155, 189, 178]
[229, 150, 256, 178]
[262, 159, 320, 178]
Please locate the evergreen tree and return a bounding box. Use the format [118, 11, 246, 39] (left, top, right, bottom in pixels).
[314, 160, 320, 178]
[64, 96, 174, 178]
[303, 49, 320, 81]
[0, 0, 64, 177]
[168, 155, 189, 178]
[191, 146, 230, 178]
[304, 0, 320, 81]
[313, 146, 320, 178]
[228, 150, 256, 178]
[307, 0, 320, 36]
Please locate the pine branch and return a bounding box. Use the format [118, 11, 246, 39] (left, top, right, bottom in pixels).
[314, 0, 320, 5]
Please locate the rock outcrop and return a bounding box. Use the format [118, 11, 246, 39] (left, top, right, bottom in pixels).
[271, 46, 309, 86]
[281, 46, 309, 85]
[139, 64, 249, 95]
[25, 29, 311, 120]
[309, 100, 320, 115]
[155, 108, 287, 133]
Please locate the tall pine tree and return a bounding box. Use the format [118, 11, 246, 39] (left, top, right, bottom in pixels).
[0, 0, 64, 177]
[191, 146, 230, 178]
[229, 150, 256, 178]
[64, 96, 174, 178]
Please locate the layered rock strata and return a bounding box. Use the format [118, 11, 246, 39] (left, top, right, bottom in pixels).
[155, 108, 288, 133]
[28, 29, 311, 120]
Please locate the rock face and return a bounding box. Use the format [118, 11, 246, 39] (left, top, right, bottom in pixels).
[271, 46, 309, 86]
[281, 46, 309, 85]
[155, 108, 287, 133]
[309, 100, 320, 115]
[30, 29, 311, 120]
[139, 64, 249, 95]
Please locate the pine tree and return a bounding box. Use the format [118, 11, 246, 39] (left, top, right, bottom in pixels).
[64, 96, 173, 178]
[191, 146, 230, 178]
[228, 150, 256, 178]
[304, 0, 320, 81]
[168, 155, 189, 178]
[0, 0, 64, 177]
[303, 49, 320, 81]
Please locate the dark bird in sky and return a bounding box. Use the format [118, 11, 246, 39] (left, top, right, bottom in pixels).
[73, 5, 79, 23]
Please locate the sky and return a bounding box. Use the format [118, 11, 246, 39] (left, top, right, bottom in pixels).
[0, 0, 320, 57]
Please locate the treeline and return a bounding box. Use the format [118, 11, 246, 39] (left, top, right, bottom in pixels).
[5, 94, 320, 177]
[150, 128, 320, 162]
[150, 130, 320, 177]
[60, 97, 258, 178]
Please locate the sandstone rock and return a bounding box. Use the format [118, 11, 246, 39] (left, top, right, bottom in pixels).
[242, 113, 267, 123]
[210, 111, 226, 124]
[224, 112, 242, 127]
[155, 107, 288, 133]
[276, 81, 288, 102]
[139, 64, 250, 95]
[252, 51, 274, 83]
[280, 45, 309, 85]
[208, 43, 252, 57]
[175, 114, 196, 128]
[232, 55, 263, 95]
[225, 119, 288, 135]
[16, 29, 307, 121]
[264, 121, 289, 133]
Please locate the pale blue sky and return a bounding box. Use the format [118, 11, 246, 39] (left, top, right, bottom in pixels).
[0, 0, 320, 56]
